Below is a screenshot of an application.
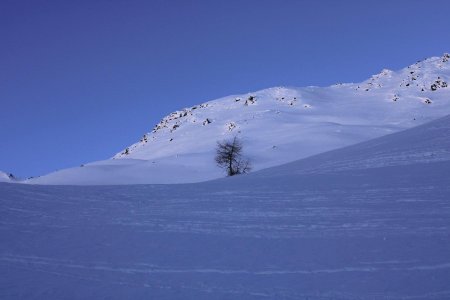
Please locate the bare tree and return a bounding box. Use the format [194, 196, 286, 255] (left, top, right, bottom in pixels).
[215, 137, 251, 176]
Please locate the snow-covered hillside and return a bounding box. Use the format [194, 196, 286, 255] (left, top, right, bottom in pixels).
[247, 114, 450, 180]
[2, 114, 450, 299]
[0, 171, 15, 183]
[27, 54, 450, 185]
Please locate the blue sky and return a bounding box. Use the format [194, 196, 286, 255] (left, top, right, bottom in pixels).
[1, 0, 449, 178]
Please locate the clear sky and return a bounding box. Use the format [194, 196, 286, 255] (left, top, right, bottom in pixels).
[1, 0, 449, 178]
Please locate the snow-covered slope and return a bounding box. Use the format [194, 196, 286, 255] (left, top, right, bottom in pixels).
[245, 114, 450, 181]
[2, 114, 450, 299]
[0, 171, 15, 183]
[27, 54, 450, 185]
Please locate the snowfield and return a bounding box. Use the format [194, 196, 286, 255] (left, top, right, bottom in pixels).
[25, 54, 450, 185]
[1, 115, 450, 299]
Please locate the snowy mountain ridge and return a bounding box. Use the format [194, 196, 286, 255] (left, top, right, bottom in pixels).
[115, 54, 450, 160]
[26, 54, 450, 185]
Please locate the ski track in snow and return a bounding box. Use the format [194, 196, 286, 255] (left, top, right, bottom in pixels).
[1, 162, 450, 299]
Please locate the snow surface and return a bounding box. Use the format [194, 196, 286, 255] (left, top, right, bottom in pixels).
[0, 171, 14, 183]
[1, 115, 450, 299]
[26, 54, 450, 185]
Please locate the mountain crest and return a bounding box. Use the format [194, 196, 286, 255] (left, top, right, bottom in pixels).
[114, 54, 450, 161]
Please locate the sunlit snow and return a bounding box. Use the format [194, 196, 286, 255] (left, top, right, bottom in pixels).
[25, 54, 450, 185]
